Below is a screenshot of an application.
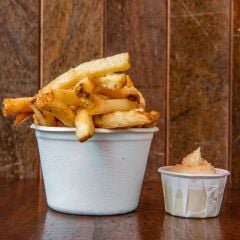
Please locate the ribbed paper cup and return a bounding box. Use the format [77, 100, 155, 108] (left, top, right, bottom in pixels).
[158, 166, 230, 218]
[31, 124, 158, 215]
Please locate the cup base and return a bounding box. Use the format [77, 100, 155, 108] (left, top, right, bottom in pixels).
[165, 211, 219, 219]
[48, 204, 137, 216]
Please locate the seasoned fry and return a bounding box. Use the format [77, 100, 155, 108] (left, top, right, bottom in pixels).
[52, 89, 93, 108]
[41, 53, 130, 93]
[2, 52, 160, 142]
[93, 110, 160, 128]
[75, 109, 95, 142]
[36, 95, 75, 127]
[94, 73, 127, 89]
[14, 113, 32, 126]
[41, 101, 75, 127]
[95, 86, 145, 108]
[3, 97, 33, 116]
[94, 94, 109, 100]
[40, 68, 78, 94]
[74, 52, 130, 79]
[34, 92, 53, 110]
[94, 86, 142, 105]
[126, 75, 134, 87]
[56, 120, 65, 127]
[132, 86, 145, 108]
[36, 90, 93, 109]
[142, 121, 158, 128]
[87, 96, 138, 115]
[32, 105, 56, 126]
[73, 77, 95, 97]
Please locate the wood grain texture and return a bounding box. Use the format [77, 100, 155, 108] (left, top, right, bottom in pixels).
[231, 0, 240, 187]
[0, 179, 240, 239]
[105, 0, 167, 181]
[168, 0, 230, 168]
[42, 0, 103, 86]
[1, 0, 240, 186]
[0, 0, 40, 178]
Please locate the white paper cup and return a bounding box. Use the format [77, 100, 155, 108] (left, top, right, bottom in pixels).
[31, 124, 158, 215]
[158, 166, 230, 218]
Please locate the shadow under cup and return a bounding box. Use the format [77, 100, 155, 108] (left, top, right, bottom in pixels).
[31, 124, 158, 215]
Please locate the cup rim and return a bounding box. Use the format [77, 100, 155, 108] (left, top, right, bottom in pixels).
[158, 166, 230, 178]
[30, 124, 159, 133]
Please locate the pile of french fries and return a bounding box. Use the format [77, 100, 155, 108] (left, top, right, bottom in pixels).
[2, 53, 160, 142]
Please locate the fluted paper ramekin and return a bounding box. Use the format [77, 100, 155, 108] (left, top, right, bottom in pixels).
[158, 166, 230, 218]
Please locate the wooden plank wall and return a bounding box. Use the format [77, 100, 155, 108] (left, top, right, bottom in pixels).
[41, 0, 103, 86]
[0, 0, 240, 187]
[104, 0, 167, 180]
[0, 0, 40, 179]
[232, 0, 240, 186]
[168, 1, 230, 169]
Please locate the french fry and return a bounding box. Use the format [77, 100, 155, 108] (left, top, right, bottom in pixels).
[14, 113, 32, 126]
[142, 121, 158, 128]
[36, 90, 92, 109]
[73, 77, 95, 97]
[93, 110, 160, 128]
[32, 105, 56, 126]
[94, 86, 145, 108]
[94, 73, 127, 89]
[41, 53, 130, 93]
[2, 97, 33, 116]
[2, 52, 160, 143]
[35, 94, 75, 127]
[56, 120, 65, 127]
[75, 109, 95, 142]
[126, 75, 134, 87]
[40, 100, 75, 127]
[94, 94, 109, 100]
[74, 52, 130, 79]
[87, 95, 138, 116]
[52, 89, 93, 108]
[40, 68, 78, 94]
[132, 86, 145, 108]
[94, 86, 141, 104]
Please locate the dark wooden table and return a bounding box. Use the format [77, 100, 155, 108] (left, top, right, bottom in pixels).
[0, 179, 239, 240]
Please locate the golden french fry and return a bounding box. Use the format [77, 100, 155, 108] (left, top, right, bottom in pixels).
[94, 73, 127, 89]
[132, 86, 145, 108]
[75, 109, 95, 142]
[34, 92, 53, 110]
[14, 113, 32, 126]
[73, 77, 95, 97]
[2, 52, 160, 143]
[142, 120, 158, 128]
[126, 75, 134, 87]
[87, 95, 138, 116]
[94, 94, 109, 100]
[40, 101, 75, 127]
[56, 120, 66, 127]
[32, 114, 38, 125]
[95, 86, 145, 108]
[93, 109, 160, 128]
[2, 97, 33, 116]
[32, 105, 56, 126]
[94, 86, 141, 103]
[41, 53, 130, 93]
[52, 89, 93, 108]
[74, 52, 130, 79]
[40, 68, 78, 94]
[35, 94, 75, 127]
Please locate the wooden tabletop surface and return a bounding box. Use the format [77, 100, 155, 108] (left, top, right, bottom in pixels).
[0, 179, 239, 240]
